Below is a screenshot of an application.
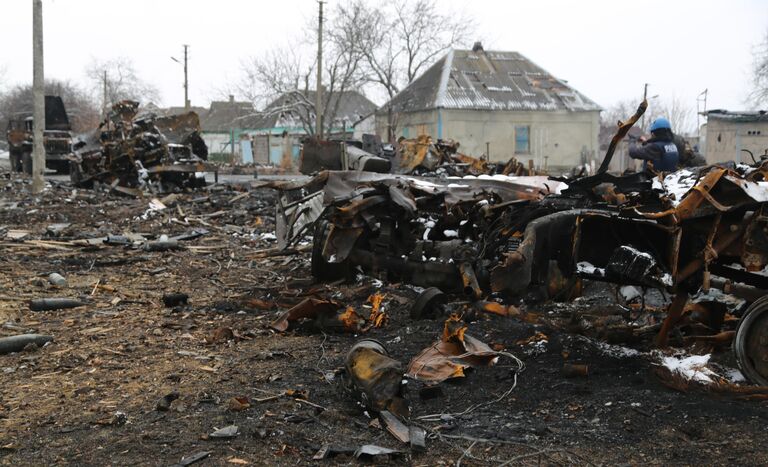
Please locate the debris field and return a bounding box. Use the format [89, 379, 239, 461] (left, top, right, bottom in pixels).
[1, 167, 768, 466]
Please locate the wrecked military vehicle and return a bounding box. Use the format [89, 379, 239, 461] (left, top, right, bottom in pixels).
[299, 135, 393, 175]
[6, 95, 73, 174]
[272, 100, 768, 386]
[70, 100, 210, 195]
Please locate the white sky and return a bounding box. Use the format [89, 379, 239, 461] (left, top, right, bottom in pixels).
[0, 0, 766, 115]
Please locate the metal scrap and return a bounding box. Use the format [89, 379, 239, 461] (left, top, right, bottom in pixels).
[406, 315, 501, 383]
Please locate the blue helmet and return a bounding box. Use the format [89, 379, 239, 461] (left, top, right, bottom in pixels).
[650, 117, 671, 132]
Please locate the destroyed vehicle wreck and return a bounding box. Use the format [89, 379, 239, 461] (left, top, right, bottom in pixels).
[274, 102, 768, 386]
[69, 100, 210, 195]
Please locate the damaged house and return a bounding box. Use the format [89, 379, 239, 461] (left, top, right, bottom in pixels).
[376, 42, 600, 172]
[199, 96, 260, 162]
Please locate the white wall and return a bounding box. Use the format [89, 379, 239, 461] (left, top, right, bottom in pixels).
[704, 119, 768, 164]
[377, 108, 600, 172]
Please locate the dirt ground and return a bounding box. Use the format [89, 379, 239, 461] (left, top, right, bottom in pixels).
[1, 172, 767, 466]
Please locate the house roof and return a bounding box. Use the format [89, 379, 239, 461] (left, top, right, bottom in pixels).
[381, 44, 600, 114]
[201, 98, 259, 132]
[707, 109, 768, 123]
[253, 90, 377, 130]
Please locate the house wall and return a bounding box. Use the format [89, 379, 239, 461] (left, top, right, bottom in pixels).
[352, 115, 375, 140]
[376, 109, 600, 173]
[202, 131, 239, 158]
[703, 118, 768, 164]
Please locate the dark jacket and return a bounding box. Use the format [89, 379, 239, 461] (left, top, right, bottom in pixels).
[629, 130, 679, 171]
[674, 134, 706, 167]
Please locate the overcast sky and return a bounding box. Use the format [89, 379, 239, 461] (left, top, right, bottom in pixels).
[0, 0, 766, 117]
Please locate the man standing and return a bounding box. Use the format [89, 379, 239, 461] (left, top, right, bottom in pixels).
[629, 117, 679, 171]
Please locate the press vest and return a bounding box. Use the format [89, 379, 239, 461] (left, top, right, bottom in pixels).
[646, 140, 679, 171]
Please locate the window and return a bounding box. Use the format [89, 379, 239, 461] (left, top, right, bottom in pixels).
[515, 126, 530, 154]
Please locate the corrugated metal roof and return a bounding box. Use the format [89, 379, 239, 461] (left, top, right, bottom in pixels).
[383, 47, 600, 114]
[707, 109, 768, 123]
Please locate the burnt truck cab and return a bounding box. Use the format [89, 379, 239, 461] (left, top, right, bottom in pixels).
[6, 95, 73, 174]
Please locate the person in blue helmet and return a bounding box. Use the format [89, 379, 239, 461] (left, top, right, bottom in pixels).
[629, 117, 679, 172]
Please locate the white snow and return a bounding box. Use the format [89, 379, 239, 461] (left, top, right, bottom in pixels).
[577, 261, 605, 277]
[619, 285, 641, 302]
[654, 170, 696, 206]
[730, 177, 768, 202]
[260, 232, 277, 241]
[659, 353, 717, 384]
[724, 367, 747, 383]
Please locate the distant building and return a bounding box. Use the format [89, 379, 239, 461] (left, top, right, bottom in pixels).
[375, 42, 601, 172]
[702, 110, 768, 164]
[250, 90, 377, 166]
[200, 96, 260, 161]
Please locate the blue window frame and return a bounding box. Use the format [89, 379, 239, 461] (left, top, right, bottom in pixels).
[515, 126, 530, 154]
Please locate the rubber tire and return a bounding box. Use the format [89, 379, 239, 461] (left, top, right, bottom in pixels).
[21, 152, 33, 175]
[9, 152, 21, 172]
[69, 161, 82, 185]
[734, 294, 768, 385]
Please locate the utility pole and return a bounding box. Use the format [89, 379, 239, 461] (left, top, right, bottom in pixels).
[640, 83, 649, 132]
[696, 89, 708, 136]
[183, 44, 190, 110]
[102, 70, 108, 117]
[32, 0, 45, 193]
[315, 1, 324, 139]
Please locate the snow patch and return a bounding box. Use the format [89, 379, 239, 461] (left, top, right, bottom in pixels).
[659, 353, 717, 384]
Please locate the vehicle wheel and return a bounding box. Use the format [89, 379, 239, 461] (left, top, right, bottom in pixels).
[734, 295, 768, 385]
[21, 152, 33, 175]
[311, 220, 349, 281]
[69, 161, 82, 185]
[9, 152, 21, 172]
[52, 160, 69, 174]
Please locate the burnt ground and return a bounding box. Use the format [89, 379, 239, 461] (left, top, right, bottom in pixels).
[0, 172, 767, 466]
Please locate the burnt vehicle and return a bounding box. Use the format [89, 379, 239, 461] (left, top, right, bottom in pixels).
[395, 134, 539, 177]
[5, 95, 73, 174]
[70, 100, 210, 194]
[273, 100, 768, 385]
[299, 135, 392, 175]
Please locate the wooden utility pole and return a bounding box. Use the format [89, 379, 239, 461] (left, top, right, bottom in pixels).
[32, 0, 45, 193]
[102, 70, 108, 116]
[183, 44, 190, 110]
[640, 83, 649, 132]
[315, 1, 324, 139]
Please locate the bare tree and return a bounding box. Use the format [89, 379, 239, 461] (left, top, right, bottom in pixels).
[85, 57, 161, 110]
[602, 96, 695, 136]
[0, 65, 8, 94]
[234, 13, 366, 136]
[337, 0, 474, 100]
[0, 80, 99, 133]
[750, 29, 768, 107]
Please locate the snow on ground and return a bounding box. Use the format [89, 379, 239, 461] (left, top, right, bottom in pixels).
[659, 353, 718, 384]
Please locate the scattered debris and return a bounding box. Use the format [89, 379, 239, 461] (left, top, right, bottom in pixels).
[29, 298, 86, 311]
[0, 334, 53, 354]
[162, 293, 189, 307]
[155, 391, 180, 411]
[344, 339, 408, 416]
[169, 451, 211, 467]
[353, 444, 404, 461]
[208, 425, 239, 439]
[407, 315, 502, 383]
